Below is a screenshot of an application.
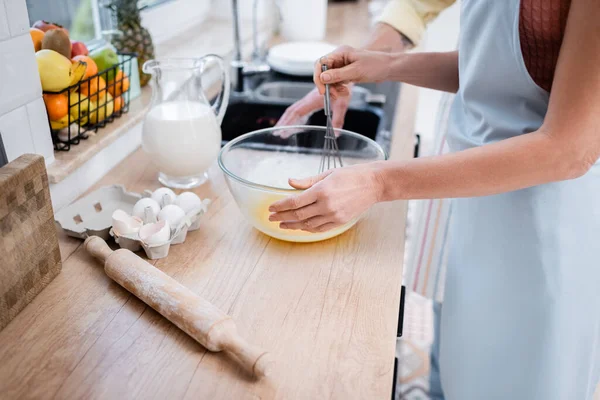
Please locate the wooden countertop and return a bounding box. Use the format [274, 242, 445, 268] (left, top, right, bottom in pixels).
[0, 147, 409, 399]
[0, 1, 418, 399]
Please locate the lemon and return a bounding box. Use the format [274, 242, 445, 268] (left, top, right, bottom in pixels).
[69, 92, 91, 126]
[88, 92, 114, 125]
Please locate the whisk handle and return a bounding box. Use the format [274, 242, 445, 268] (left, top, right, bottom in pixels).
[321, 64, 332, 117]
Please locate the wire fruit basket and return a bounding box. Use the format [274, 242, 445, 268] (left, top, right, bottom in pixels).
[45, 52, 136, 151]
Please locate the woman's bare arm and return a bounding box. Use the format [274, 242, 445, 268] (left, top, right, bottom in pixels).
[377, 0, 600, 201]
[364, 22, 414, 52]
[387, 51, 459, 93]
[316, 49, 459, 97]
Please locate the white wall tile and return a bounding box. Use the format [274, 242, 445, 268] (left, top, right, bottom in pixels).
[27, 97, 54, 165]
[0, 34, 41, 116]
[0, 0, 11, 42]
[4, 0, 30, 37]
[0, 105, 35, 162]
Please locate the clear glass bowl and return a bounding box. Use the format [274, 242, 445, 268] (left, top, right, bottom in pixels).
[218, 126, 387, 243]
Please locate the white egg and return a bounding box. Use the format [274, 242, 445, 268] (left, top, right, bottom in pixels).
[112, 209, 143, 236]
[157, 205, 186, 228]
[132, 198, 161, 221]
[175, 192, 203, 214]
[139, 220, 171, 245]
[151, 187, 177, 207]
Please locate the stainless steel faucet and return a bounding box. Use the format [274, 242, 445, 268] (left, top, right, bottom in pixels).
[231, 0, 271, 95]
[231, 0, 245, 93]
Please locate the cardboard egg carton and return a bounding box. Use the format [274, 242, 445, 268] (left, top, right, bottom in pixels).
[55, 185, 211, 259]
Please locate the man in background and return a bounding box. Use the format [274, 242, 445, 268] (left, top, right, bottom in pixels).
[276, 1, 456, 398]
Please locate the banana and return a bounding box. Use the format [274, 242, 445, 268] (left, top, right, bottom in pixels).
[50, 114, 69, 130]
[69, 61, 88, 87]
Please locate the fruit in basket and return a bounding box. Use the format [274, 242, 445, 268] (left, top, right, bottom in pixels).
[32, 20, 69, 36]
[72, 55, 97, 79]
[69, 93, 91, 125]
[90, 47, 120, 81]
[88, 93, 114, 124]
[36, 50, 87, 91]
[107, 70, 130, 97]
[113, 96, 124, 113]
[69, 60, 88, 86]
[50, 114, 69, 130]
[71, 41, 89, 58]
[80, 76, 107, 103]
[43, 93, 69, 120]
[36, 50, 72, 91]
[32, 20, 55, 32]
[29, 28, 44, 52]
[107, 0, 155, 87]
[41, 29, 71, 59]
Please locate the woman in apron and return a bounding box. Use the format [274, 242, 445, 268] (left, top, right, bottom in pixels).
[269, 0, 600, 398]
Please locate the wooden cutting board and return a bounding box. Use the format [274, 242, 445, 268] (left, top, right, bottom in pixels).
[0, 134, 8, 168]
[0, 154, 61, 331]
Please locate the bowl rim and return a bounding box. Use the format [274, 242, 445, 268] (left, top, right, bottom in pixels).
[218, 125, 388, 193]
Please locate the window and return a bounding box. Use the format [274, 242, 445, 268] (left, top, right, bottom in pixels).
[25, 0, 203, 48]
[26, 0, 102, 42]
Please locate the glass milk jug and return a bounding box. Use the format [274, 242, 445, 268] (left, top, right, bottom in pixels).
[142, 56, 230, 188]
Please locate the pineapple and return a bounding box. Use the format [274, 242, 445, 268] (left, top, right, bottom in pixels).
[106, 0, 155, 87]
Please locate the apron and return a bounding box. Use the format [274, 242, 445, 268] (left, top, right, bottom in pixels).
[405, 92, 454, 303]
[440, 1, 600, 399]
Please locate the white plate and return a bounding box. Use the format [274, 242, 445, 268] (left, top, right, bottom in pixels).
[267, 41, 337, 76]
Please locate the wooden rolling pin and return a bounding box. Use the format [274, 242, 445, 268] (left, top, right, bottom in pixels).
[84, 236, 273, 378]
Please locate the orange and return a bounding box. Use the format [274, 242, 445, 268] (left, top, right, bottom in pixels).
[72, 55, 98, 79]
[43, 93, 69, 120]
[113, 96, 124, 113]
[29, 28, 44, 52]
[107, 70, 130, 97]
[80, 76, 107, 103]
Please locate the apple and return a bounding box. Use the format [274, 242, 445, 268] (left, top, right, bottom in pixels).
[90, 48, 120, 81]
[71, 41, 89, 58]
[32, 20, 58, 32]
[32, 20, 69, 36]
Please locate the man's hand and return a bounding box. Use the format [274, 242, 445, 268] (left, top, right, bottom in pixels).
[275, 86, 353, 129]
[276, 23, 409, 131]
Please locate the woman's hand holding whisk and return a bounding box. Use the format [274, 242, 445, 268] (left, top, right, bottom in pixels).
[314, 46, 392, 99]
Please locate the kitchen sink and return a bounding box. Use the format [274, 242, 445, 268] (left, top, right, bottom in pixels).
[216, 72, 400, 154]
[220, 100, 387, 148]
[253, 81, 385, 108]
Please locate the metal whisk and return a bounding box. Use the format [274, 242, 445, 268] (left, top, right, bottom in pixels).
[319, 64, 343, 174]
